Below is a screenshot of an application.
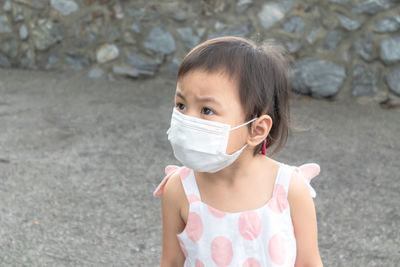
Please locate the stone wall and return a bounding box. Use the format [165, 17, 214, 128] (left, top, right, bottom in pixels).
[1, 0, 400, 103]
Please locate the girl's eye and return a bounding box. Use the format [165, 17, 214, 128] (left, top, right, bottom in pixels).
[201, 107, 214, 115]
[176, 102, 186, 111]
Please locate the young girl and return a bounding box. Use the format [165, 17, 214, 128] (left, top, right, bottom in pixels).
[154, 36, 323, 267]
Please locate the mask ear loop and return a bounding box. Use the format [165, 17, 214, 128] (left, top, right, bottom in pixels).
[261, 139, 267, 155]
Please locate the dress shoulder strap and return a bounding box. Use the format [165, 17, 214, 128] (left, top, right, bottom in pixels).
[179, 167, 202, 203]
[274, 164, 296, 197]
[152, 165, 202, 202]
[272, 163, 320, 199]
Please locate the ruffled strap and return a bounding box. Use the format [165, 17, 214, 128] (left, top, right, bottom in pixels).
[294, 163, 320, 198]
[153, 165, 181, 197]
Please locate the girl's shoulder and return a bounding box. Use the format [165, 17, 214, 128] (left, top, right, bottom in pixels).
[286, 162, 320, 200]
[288, 171, 313, 200]
[154, 166, 189, 220]
[153, 165, 185, 198]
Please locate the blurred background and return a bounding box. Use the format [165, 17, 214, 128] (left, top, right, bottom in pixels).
[0, 0, 399, 266]
[1, 0, 400, 103]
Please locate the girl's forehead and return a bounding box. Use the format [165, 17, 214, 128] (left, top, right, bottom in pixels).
[176, 70, 239, 97]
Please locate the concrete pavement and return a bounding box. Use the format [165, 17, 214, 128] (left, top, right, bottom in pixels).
[0, 69, 399, 266]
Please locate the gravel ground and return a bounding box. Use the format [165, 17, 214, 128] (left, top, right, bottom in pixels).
[0, 69, 399, 266]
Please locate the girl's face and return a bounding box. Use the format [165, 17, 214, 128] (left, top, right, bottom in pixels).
[175, 69, 249, 155]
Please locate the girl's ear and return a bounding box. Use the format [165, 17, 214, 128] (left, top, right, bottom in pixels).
[247, 115, 273, 147]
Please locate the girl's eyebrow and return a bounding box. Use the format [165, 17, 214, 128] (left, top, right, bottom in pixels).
[176, 91, 220, 105]
[176, 92, 185, 100]
[197, 96, 220, 105]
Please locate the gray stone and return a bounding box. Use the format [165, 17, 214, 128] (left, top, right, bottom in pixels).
[215, 21, 226, 31]
[338, 15, 361, 31]
[209, 22, 252, 39]
[3, 1, 11, 12]
[177, 27, 200, 49]
[45, 54, 58, 70]
[375, 18, 399, 33]
[143, 27, 176, 55]
[112, 65, 139, 78]
[343, 50, 350, 62]
[352, 0, 392, 14]
[96, 44, 119, 64]
[386, 66, 400, 95]
[88, 68, 104, 78]
[130, 22, 141, 34]
[0, 14, 11, 33]
[279, 0, 294, 12]
[352, 65, 379, 97]
[323, 30, 342, 50]
[128, 8, 143, 17]
[123, 32, 135, 44]
[11, 4, 24, 22]
[127, 7, 157, 21]
[66, 53, 90, 71]
[125, 53, 161, 76]
[32, 19, 64, 51]
[307, 23, 319, 44]
[51, 0, 78, 16]
[73, 16, 100, 47]
[127, 8, 144, 18]
[172, 7, 188, 22]
[284, 16, 305, 34]
[300, 3, 312, 12]
[197, 28, 206, 38]
[258, 1, 294, 29]
[290, 58, 346, 98]
[380, 36, 400, 64]
[106, 26, 120, 43]
[285, 41, 302, 53]
[1, 39, 18, 58]
[14, 0, 45, 9]
[226, 22, 252, 37]
[0, 53, 11, 68]
[113, 3, 124, 20]
[20, 49, 36, 69]
[236, 0, 253, 13]
[168, 58, 181, 77]
[354, 33, 374, 61]
[19, 24, 28, 40]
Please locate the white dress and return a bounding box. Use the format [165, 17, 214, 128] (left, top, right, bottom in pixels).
[154, 163, 319, 267]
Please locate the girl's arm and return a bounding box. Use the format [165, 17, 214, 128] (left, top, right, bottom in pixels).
[160, 173, 186, 267]
[288, 172, 323, 267]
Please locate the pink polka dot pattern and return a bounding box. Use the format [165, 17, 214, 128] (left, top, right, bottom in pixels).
[211, 236, 233, 267]
[187, 194, 200, 203]
[208, 206, 226, 218]
[180, 167, 191, 180]
[268, 234, 286, 265]
[267, 184, 288, 213]
[242, 258, 261, 267]
[186, 212, 203, 242]
[195, 259, 205, 267]
[178, 236, 188, 258]
[168, 164, 301, 266]
[238, 211, 262, 240]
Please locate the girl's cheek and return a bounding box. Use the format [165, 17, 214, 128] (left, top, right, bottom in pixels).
[226, 128, 248, 154]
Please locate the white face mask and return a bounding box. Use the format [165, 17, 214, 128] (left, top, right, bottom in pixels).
[167, 108, 257, 173]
